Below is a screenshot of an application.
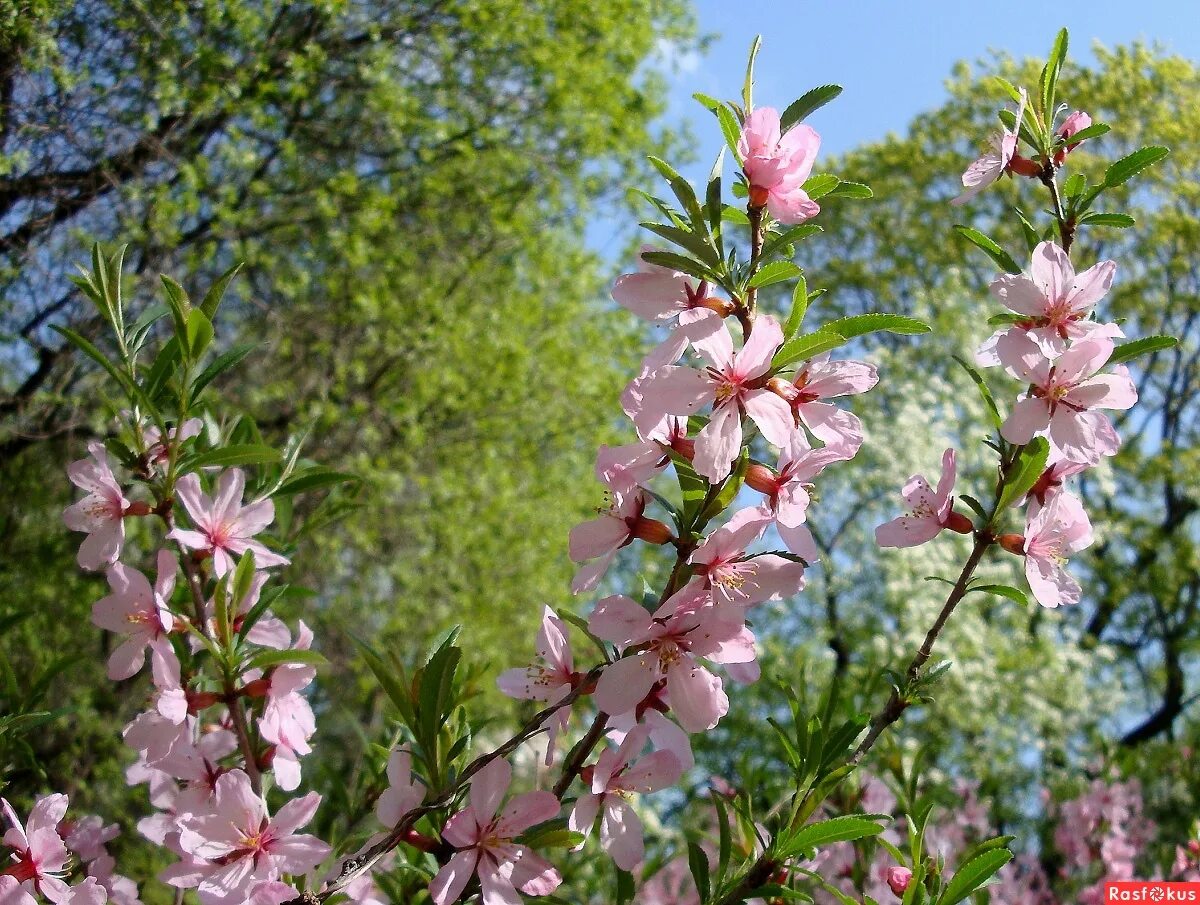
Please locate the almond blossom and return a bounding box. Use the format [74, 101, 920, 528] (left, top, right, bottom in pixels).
[952, 88, 1028, 205]
[63, 442, 134, 572]
[875, 449, 971, 548]
[595, 416, 690, 494]
[737, 107, 821, 223]
[568, 724, 683, 870]
[428, 758, 561, 905]
[90, 551, 176, 681]
[688, 507, 806, 609]
[612, 247, 730, 331]
[768, 353, 877, 451]
[997, 333, 1137, 463]
[170, 770, 329, 903]
[976, 241, 1120, 362]
[1020, 490, 1093, 608]
[1054, 110, 1092, 163]
[640, 316, 796, 481]
[375, 748, 425, 827]
[497, 606, 577, 764]
[1, 795, 72, 903]
[168, 469, 289, 577]
[589, 586, 753, 732]
[568, 489, 671, 594]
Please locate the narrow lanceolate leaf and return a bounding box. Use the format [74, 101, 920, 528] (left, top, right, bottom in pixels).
[761, 224, 822, 260]
[184, 444, 282, 470]
[801, 173, 839, 200]
[1079, 212, 1135, 228]
[1064, 122, 1109, 145]
[1103, 146, 1169, 188]
[191, 344, 258, 398]
[822, 313, 931, 340]
[717, 104, 743, 160]
[783, 275, 810, 340]
[748, 261, 803, 289]
[781, 815, 885, 857]
[969, 584, 1029, 606]
[825, 180, 873, 199]
[275, 468, 360, 497]
[640, 251, 718, 284]
[1039, 28, 1068, 123]
[648, 155, 708, 236]
[953, 226, 1023, 274]
[952, 355, 1002, 430]
[772, 330, 847, 370]
[200, 262, 243, 318]
[639, 222, 720, 266]
[779, 84, 843, 133]
[995, 437, 1050, 515]
[687, 841, 711, 904]
[939, 849, 1014, 905]
[1107, 334, 1179, 365]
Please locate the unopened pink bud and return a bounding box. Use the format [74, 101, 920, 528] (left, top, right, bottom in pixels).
[997, 533, 1026, 555]
[886, 866, 913, 898]
[744, 463, 778, 495]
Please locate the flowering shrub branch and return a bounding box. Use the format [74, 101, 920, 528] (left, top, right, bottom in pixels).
[2, 27, 1183, 905]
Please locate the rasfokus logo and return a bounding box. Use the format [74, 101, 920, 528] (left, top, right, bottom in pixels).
[1106, 882, 1200, 902]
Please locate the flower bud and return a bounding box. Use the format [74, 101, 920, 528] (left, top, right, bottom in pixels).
[996, 533, 1026, 555]
[886, 866, 913, 898]
[186, 690, 221, 713]
[748, 185, 770, 208]
[239, 678, 271, 699]
[945, 510, 974, 535]
[766, 376, 799, 404]
[631, 516, 673, 545]
[124, 500, 152, 517]
[1008, 154, 1042, 178]
[744, 463, 778, 496]
[700, 296, 737, 318]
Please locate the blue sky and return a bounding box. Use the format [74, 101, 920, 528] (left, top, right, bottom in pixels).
[590, 0, 1200, 257]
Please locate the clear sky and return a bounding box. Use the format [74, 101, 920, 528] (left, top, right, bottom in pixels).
[590, 0, 1200, 257]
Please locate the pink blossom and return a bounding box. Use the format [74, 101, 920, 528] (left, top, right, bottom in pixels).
[173, 770, 329, 901]
[1021, 491, 1094, 608]
[62, 818, 117, 865]
[569, 490, 671, 594]
[376, 748, 425, 827]
[977, 241, 1120, 362]
[1027, 457, 1088, 513]
[589, 586, 751, 732]
[875, 449, 970, 548]
[607, 708, 694, 771]
[1055, 110, 1093, 163]
[885, 866, 912, 897]
[168, 470, 289, 577]
[952, 88, 1028, 205]
[596, 417, 690, 494]
[998, 333, 1137, 463]
[497, 607, 577, 764]
[771, 353, 878, 451]
[123, 711, 192, 771]
[747, 434, 852, 560]
[0, 796, 98, 905]
[429, 758, 561, 905]
[737, 107, 821, 223]
[612, 247, 729, 331]
[639, 316, 796, 481]
[688, 508, 806, 609]
[91, 551, 176, 680]
[256, 624, 317, 792]
[63, 442, 133, 571]
[153, 731, 238, 809]
[143, 418, 203, 469]
[569, 724, 683, 870]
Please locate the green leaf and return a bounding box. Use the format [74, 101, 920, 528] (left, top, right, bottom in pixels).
[191, 344, 257, 398]
[761, 224, 822, 260]
[779, 84, 843, 133]
[640, 222, 720, 266]
[247, 648, 328, 670]
[772, 330, 847, 370]
[825, 180, 873, 199]
[783, 275, 810, 340]
[200, 262, 243, 319]
[706, 147, 725, 243]
[698, 452, 748, 525]
[185, 444, 282, 470]
[742, 35, 761, 112]
[357, 641, 415, 725]
[782, 815, 885, 857]
[953, 226, 1023, 274]
[1107, 334, 1179, 365]
[1061, 173, 1086, 199]
[517, 826, 585, 850]
[749, 261, 802, 289]
[640, 251, 717, 284]
[1103, 146, 1169, 188]
[275, 468, 360, 496]
[716, 105, 743, 160]
[1079, 212, 1135, 228]
[823, 313, 931, 340]
[687, 841, 710, 904]
[952, 355, 1002, 430]
[995, 437, 1050, 515]
[52, 325, 133, 395]
[1013, 208, 1040, 253]
[186, 308, 214, 359]
[801, 173, 839, 200]
[970, 584, 1029, 606]
[672, 453, 708, 523]
[1039, 28, 1068, 125]
[648, 156, 707, 236]
[1062, 121, 1110, 144]
[940, 849, 1013, 905]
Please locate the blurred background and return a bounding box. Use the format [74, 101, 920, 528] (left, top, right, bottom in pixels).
[1, 0, 1197, 898]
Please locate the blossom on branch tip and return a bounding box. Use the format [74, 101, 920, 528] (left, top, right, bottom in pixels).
[876, 449, 971, 548]
[429, 759, 561, 905]
[977, 241, 1120, 363]
[168, 469, 289, 578]
[568, 723, 683, 870]
[952, 88, 1029, 205]
[63, 442, 134, 572]
[997, 333, 1137, 463]
[737, 107, 821, 223]
[91, 550, 177, 681]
